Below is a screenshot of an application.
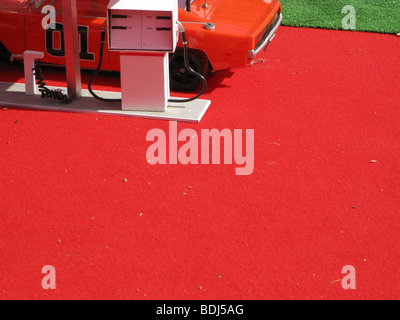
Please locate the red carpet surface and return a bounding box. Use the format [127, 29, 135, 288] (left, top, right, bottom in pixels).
[0, 26, 399, 300]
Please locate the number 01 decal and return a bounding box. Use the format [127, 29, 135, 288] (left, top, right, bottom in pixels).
[46, 23, 95, 61]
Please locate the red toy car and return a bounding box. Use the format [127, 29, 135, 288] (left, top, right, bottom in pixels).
[0, 0, 282, 91]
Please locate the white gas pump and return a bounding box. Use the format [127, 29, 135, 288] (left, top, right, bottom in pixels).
[107, 0, 178, 111]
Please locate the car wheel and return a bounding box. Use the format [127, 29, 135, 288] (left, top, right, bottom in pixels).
[169, 49, 208, 92]
[0, 42, 10, 59]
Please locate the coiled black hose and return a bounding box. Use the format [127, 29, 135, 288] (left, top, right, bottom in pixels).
[33, 60, 72, 104]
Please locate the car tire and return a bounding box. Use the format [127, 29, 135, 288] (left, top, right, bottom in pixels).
[0, 42, 10, 59]
[169, 49, 208, 92]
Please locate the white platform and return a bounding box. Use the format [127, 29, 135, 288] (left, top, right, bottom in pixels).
[0, 82, 211, 122]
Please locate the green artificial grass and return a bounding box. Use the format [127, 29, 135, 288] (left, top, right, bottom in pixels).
[280, 0, 400, 34]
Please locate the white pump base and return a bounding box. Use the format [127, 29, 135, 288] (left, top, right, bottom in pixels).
[120, 53, 170, 112]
